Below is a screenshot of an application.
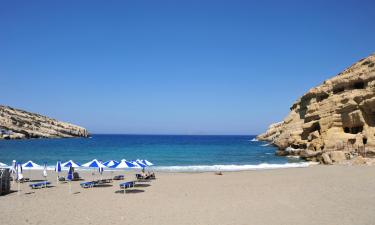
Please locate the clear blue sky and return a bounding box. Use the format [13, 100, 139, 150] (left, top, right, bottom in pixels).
[1, 0, 374, 135]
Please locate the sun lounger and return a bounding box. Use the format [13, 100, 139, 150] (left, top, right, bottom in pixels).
[29, 181, 51, 189]
[96, 179, 113, 184]
[80, 181, 96, 188]
[119, 181, 135, 191]
[113, 175, 124, 180]
[135, 174, 152, 181]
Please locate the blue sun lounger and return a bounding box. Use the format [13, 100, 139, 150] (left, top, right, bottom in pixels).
[80, 181, 96, 188]
[119, 181, 135, 192]
[29, 181, 51, 189]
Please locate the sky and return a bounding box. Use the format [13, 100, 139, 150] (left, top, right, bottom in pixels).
[1, 0, 374, 135]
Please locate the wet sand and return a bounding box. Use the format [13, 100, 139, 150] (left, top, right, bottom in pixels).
[1, 165, 375, 225]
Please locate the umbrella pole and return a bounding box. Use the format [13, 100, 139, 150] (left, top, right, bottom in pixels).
[69, 180, 72, 194]
[17, 181, 20, 196]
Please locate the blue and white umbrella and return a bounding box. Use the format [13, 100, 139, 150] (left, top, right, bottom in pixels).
[66, 166, 73, 181]
[22, 160, 42, 169]
[114, 159, 136, 169]
[141, 160, 154, 166]
[132, 160, 146, 168]
[62, 160, 81, 168]
[135, 160, 147, 168]
[67, 166, 73, 194]
[103, 160, 119, 167]
[55, 161, 62, 173]
[55, 161, 62, 182]
[82, 159, 106, 168]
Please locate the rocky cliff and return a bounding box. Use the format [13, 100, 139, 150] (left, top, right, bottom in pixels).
[258, 53, 375, 164]
[0, 105, 88, 139]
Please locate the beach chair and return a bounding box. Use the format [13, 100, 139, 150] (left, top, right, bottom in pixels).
[29, 181, 51, 189]
[119, 181, 135, 193]
[135, 174, 151, 181]
[80, 181, 96, 188]
[113, 175, 124, 180]
[96, 178, 113, 184]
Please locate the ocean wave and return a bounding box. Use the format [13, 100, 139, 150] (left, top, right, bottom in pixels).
[152, 162, 311, 172]
[261, 143, 271, 147]
[250, 138, 258, 142]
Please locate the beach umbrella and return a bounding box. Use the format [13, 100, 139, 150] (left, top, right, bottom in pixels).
[55, 161, 62, 181]
[114, 159, 136, 169]
[10, 160, 17, 183]
[82, 159, 106, 168]
[67, 166, 73, 194]
[22, 160, 42, 169]
[133, 160, 147, 168]
[141, 160, 154, 166]
[103, 160, 119, 167]
[16, 163, 23, 181]
[67, 166, 73, 181]
[16, 163, 23, 195]
[22, 160, 42, 179]
[62, 160, 81, 168]
[0, 162, 7, 167]
[82, 159, 106, 181]
[43, 163, 48, 179]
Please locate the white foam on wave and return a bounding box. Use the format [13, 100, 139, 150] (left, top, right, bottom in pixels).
[153, 162, 312, 172]
[250, 138, 258, 142]
[261, 143, 271, 147]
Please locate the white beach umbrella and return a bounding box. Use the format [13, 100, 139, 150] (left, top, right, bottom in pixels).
[62, 160, 81, 168]
[10, 160, 17, 175]
[0, 162, 7, 167]
[16, 163, 23, 195]
[43, 163, 48, 179]
[16, 163, 23, 181]
[10, 160, 17, 183]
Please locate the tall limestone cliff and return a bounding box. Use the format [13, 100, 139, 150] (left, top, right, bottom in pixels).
[0, 105, 88, 139]
[258, 53, 375, 164]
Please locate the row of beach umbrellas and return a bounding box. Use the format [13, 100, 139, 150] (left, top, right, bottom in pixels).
[0, 159, 153, 170]
[1, 159, 154, 183]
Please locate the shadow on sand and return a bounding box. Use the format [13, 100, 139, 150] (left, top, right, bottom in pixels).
[115, 189, 145, 194]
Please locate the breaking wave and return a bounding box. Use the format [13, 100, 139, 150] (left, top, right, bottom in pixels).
[152, 162, 312, 172]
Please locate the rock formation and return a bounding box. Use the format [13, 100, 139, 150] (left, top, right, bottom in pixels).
[0, 105, 88, 139]
[257, 53, 375, 164]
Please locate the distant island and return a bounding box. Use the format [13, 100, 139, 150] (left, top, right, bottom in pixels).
[0, 105, 88, 140]
[258, 53, 375, 165]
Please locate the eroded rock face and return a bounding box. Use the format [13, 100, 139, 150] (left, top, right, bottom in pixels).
[257, 53, 375, 163]
[0, 105, 89, 139]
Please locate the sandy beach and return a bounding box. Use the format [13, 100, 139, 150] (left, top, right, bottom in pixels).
[0, 165, 374, 225]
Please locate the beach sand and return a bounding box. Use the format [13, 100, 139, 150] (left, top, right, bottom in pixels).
[1, 165, 375, 225]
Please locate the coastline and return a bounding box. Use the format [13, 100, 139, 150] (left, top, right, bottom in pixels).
[2, 165, 375, 225]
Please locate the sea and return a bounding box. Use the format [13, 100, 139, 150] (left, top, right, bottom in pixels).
[0, 134, 309, 172]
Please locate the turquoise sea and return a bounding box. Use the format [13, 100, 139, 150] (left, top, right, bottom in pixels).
[0, 135, 308, 172]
